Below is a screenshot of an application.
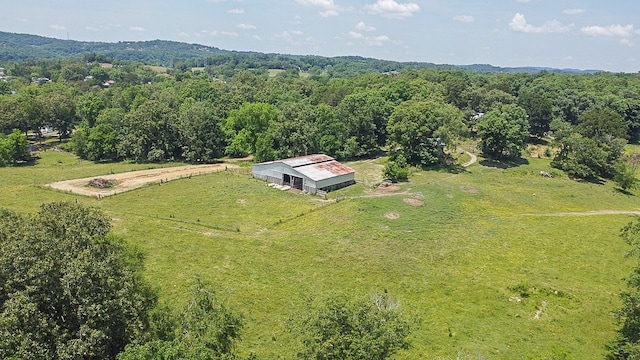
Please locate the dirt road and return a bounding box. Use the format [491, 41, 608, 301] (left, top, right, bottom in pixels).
[46, 163, 239, 198]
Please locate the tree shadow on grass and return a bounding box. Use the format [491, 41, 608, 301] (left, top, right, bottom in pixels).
[573, 176, 605, 185]
[614, 188, 636, 196]
[528, 136, 550, 146]
[479, 157, 529, 169]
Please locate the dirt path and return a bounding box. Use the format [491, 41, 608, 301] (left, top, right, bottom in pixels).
[46, 163, 239, 198]
[522, 210, 640, 217]
[462, 151, 477, 167]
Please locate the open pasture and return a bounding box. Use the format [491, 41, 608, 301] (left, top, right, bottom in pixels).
[1, 151, 639, 359]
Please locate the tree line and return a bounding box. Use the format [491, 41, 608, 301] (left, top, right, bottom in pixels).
[0, 57, 639, 186]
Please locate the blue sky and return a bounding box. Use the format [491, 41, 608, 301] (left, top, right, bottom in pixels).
[4, 0, 640, 72]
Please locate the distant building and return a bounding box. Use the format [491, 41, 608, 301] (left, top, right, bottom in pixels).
[252, 154, 355, 194]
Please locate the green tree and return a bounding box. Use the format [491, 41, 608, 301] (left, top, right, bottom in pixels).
[43, 87, 79, 139]
[383, 154, 409, 182]
[0, 202, 157, 360]
[118, 279, 244, 360]
[386, 100, 465, 166]
[178, 100, 225, 163]
[224, 103, 280, 158]
[608, 219, 640, 359]
[336, 90, 392, 158]
[613, 160, 639, 192]
[290, 292, 410, 360]
[118, 100, 179, 162]
[577, 108, 628, 141]
[477, 104, 530, 160]
[551, 109, 628, 179]
[0, 129, 30, 166]
[76, 93, 106, 127]
[518, 90, 553, 136]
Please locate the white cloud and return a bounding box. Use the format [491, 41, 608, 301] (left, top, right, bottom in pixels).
[237, 23, 256, 30]
[129, 26, 146, 32]
[85, 26, 100, 32]
[221, 31, 239, 37]
[563, 8, 585, 15]
[509, 13, 572, 34]
[319, 10, 339, 17]
[620, 38, 634, 47]
[453, 15, 475, 23]
[355, 21, 376, 31]
[295, 0, 342, 17]
[365, 0, 420, 19]
[366, 35, 391, 46]
[252, 35, 263, 41]
[228, 8, 244, 14]
[581, 24, 634, 37]
[200, 30, 218, 37]
[50, 24, 66, 30]
[349, 31, 365, 39]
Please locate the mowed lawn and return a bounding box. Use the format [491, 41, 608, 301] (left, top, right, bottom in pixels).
[1, 150, 639, 359]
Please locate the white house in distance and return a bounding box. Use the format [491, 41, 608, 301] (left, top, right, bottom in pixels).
[252, 154, 355, 194]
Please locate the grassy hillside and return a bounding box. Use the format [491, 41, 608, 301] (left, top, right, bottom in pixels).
[1, 150, 639, 359]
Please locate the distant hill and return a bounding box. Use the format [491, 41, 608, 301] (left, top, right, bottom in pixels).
[0, 31, 602, 75]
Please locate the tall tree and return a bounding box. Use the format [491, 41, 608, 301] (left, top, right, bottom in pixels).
[224, 102, 280, 158]
[178, 99, 225, 163]
[336, 90, 392, 158]
[477, 104, 530, 160]
[0, 203, 156, 360]
[386, 100, 466, 166]
[518, 90, 553, 136]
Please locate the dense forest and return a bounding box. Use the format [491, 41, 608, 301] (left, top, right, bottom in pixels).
[2, 38, 640, 358]
[1, 53, 639, 184]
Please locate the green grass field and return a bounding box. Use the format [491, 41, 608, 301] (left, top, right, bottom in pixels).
[1, 150, 639, 359]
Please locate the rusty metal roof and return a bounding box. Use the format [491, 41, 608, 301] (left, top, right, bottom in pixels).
[294, 160, 355, 181]
[280, 154, 334, 168]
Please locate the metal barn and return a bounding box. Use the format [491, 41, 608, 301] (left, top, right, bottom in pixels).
[252, 154, 356, 194]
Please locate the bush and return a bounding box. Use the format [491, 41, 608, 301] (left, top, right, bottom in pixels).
[383, 154, 409, 182]
[289, 292, 411, 360]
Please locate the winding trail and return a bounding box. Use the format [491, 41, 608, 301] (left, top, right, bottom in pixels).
[462, 151, 477, 167]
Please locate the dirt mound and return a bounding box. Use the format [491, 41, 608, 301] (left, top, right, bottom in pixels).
[403, 198, 423, 206]
[384, 212, 400, 219]
[378, 181, 401, 192]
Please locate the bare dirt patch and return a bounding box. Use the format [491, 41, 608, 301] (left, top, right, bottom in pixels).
[46, 164, 238, 198]
[377, 181, 401, 192]
[461, 186, 480, 194]
[403, 198, 423, 207]
[384, 212, 400, 219]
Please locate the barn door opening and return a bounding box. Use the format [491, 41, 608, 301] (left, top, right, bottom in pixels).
[292, 176, 303, 190]
[283, 174, 291, 186]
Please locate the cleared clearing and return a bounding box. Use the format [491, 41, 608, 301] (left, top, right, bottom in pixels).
[46, 163, 238, 197]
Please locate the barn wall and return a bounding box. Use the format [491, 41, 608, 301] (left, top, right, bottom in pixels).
[316, 173, 356, 190]
[252, 159, 353, 194]
[252, 163, 318, 191]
